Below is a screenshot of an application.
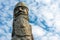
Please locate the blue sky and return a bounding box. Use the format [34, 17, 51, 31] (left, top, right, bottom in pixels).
[0, 0, 60, 40]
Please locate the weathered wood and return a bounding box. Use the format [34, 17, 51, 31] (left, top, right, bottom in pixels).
[12, 2, 33, 40]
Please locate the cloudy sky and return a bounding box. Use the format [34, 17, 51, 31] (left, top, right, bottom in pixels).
[0, 0, 60, 40]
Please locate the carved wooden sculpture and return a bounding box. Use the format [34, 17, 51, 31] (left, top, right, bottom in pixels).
[12, 2, 33, 40]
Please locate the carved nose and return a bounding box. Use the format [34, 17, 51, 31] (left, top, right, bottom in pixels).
[19, 8, 22, 11]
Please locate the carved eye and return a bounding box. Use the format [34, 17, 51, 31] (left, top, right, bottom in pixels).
[19, 7, 26, 11]
[21, 7, 24, 10]
[14, 7, 19, 14]
[22, 7, 26, 10]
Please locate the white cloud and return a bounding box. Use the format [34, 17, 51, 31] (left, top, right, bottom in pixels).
[35, 0, 42, 3]
[30, 23, 46, 37]
[48, 35, 59, 40]
[54, 21, 60, 32]
[41, 36, 48, 40]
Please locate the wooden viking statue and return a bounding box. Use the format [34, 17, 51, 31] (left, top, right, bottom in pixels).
[12, 2, 34, 40]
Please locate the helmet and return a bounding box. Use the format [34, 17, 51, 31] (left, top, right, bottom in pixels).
[15, 2, 28, 8]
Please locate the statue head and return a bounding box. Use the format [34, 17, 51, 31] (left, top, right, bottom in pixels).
[14, 2, 29, 15]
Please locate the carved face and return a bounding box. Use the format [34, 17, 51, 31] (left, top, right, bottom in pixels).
[14, 6, 28, 15]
